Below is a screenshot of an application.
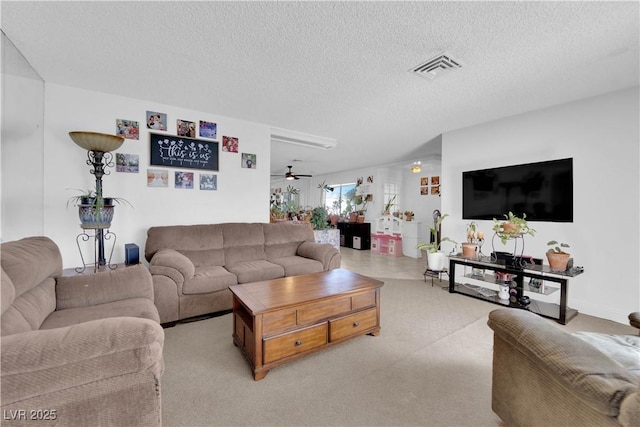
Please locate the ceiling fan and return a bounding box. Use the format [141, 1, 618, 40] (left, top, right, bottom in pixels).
[272, 165, 312, 180]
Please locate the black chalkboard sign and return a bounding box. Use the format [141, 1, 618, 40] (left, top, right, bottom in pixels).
[149, 133, 219, 171]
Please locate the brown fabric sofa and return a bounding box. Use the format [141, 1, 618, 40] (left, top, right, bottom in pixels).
[1, 236, 164, 426]
[145, 222, 341, 324]
[487, 308, 639, 427]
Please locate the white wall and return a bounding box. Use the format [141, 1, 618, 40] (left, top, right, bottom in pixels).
[1, 75, 45, 241]
[38, 83, 270, 268]
[441, 87, 640, 323]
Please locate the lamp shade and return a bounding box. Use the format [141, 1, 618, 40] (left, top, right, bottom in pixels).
[69, 131, 124, 152]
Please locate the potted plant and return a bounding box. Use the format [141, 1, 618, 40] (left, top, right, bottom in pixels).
[67, 189, 131, 229]
[462, 221, 483, 258]
[546, 240, 571, 271]
[309, 206, 329, 230]
[492, 211, 535, 245]
[383, 195, 396, 215]
[416, 214, 457, 271]
[404, 211, 414, 221]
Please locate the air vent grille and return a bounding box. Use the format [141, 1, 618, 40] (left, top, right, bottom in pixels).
[411, 53, 462, 80]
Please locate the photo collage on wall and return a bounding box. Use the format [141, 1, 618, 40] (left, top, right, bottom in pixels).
[113, 109, 253, 192]
[420, 176, 440, 196]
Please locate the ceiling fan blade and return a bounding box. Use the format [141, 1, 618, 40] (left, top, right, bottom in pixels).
[296, 174, 312, 177]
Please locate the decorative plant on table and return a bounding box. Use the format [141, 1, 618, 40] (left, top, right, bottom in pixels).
[546, 240, 571, 272]
[416, 214, 458, 271]
[462, 221, 485, 258]
[67, 188, 132, 230]
[309, 206, 329, 230]
[492, 211, 535, 245]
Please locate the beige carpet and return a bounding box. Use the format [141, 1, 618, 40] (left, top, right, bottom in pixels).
[161, 278, 504, 426]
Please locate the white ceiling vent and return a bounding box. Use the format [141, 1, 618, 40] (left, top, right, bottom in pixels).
[411, 53, 462, 80]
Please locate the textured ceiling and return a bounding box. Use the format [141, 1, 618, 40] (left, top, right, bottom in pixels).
[2, 1, 638, 177]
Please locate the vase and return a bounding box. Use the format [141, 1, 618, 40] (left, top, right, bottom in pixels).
[427, 251, 448, 271]
[546, 252, 570, 272]
[462, 242, 478, 259]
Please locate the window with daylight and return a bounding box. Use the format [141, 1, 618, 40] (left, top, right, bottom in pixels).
[325, 183, 356, 216]
[383, 183, 399, 213]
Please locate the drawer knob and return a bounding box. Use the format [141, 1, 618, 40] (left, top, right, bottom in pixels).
[353, 322, 360, 327]
[295, 340, 302, 346]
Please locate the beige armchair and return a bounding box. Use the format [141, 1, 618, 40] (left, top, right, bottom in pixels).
[487, 308, 639, 427]
[1, 236, 164, 426]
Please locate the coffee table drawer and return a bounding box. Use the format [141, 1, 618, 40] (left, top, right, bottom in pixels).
[329, 308, 378, 341]
[297, 296, 351, 325]
[263, 323, 328, 364]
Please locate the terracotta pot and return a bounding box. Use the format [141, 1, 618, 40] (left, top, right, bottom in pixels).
[546, 252, 570, 272]
[357, 215, 365, 223]
[349, 213, 358, 223]
[502, 222, 520, 234]
[462, 242, 478, 259]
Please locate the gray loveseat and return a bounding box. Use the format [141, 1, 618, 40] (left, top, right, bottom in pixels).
[145, 222, 341, 324]
[488, 308, 639, 427]
[1, 236, 164, 426]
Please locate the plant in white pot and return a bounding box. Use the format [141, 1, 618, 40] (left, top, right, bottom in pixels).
[417, 214, 457, 271]
[546, 240, 571, 272]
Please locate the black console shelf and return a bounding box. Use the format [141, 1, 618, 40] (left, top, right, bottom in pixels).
[448, 255, 583, 325]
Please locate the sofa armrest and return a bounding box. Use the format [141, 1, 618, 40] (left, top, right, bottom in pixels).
[149, 248, 195, 289]
[487, 308, 638, 417]
[56, 264, 154, 310]
[1, 317, 164, 406]
[297, 241, 341, 270]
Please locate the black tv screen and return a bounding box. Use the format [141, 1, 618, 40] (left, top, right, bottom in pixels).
[462, 158, 573, 222]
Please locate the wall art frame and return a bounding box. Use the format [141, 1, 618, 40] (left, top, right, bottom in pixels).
[150, 132, 219, 171]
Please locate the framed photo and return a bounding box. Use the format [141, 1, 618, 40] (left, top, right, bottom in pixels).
[222, 136, 239, 152]
[146, 111, 167, 131]
[431, 176, 440, 185]
[115, 153, 139, 173]
[147, 169, 168, 187]
[420, 177, 428, 186]
[177, 119, 196, 138]
[241, 153, 256, 169]
[420, 186, 429, 195]
[150, 133, 219, 171]
[431, 185, 440, 195]
[116, 119, 139, 140]
[200, 173, 217, 190]
[199, 120, 217, 139]
[175, 171, 194, 189]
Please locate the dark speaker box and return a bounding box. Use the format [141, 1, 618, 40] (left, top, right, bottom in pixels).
[125, 243, 139, 265]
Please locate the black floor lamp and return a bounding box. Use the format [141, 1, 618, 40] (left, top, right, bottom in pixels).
[69, 131, 124, 267]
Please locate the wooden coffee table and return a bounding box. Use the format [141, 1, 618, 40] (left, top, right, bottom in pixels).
[230, 269, 383, 380]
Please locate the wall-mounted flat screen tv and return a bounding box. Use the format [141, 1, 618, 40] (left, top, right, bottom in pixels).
[462, 158, 573, 222]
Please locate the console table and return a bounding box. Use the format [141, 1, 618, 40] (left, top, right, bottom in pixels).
[448, 255, 584, 324]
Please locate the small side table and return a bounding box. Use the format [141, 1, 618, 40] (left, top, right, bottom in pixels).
[423, 268, 449, 287]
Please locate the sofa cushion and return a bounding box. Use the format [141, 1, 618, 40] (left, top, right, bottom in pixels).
[222, 223, 267, 265]
[263, 222, 314, 259]
[573, 332, 640, 379]
[225, 260, 285, 284]
[40, 298, 160, 329]
[1, 278, 56, 336]
[56, 264, 154, 310]
[269, 256, 324, 277]
[0, 236, 62, 299]
[182, 266, 238, 295]
[145, 224, 224, 262]
[178, 248, 225, 267]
